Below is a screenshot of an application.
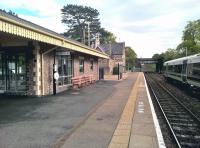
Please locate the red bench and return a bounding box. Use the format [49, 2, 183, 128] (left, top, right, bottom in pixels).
[84, 75, 90, 85]
[89, 75, 96, 83]
[71, 75, 96, 89]
[71, 76, 81, 89]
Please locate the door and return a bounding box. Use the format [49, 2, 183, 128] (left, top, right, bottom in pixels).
[99, 68, 104, 80]
[182, 60, 187, 82]
[0, 52, 6, 92]
[7, 55, 17, 91]
[6, 52, 26, 92]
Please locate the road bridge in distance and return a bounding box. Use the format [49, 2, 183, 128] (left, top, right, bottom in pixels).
[135, 58, 157, 72]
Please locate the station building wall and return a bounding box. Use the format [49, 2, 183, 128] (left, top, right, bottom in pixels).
[42, 49, 99, 95]
[0, 41, 99, 96]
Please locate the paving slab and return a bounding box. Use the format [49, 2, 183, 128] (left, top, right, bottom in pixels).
[108, 73, 165, 148]
[61, 73, 139, 148]
[0, 79, 121, 148]
[129, 73, 163, 148]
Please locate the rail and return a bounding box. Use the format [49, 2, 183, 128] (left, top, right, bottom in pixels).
[145, 73, 200, 148]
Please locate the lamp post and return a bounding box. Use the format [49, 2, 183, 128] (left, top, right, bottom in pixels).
[185, 47, 187, 57]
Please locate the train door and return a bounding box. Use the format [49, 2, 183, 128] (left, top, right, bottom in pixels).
[182, 60, 187, 82]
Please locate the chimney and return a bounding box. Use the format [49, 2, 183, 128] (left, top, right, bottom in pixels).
[95, 33, 100, 48]
[109, 42, 112, 56]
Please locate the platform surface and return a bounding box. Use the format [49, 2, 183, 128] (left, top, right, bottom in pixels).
[129, 73, 159, 148]
[109, 73, 165, 148]
[0, 72, 164, 148]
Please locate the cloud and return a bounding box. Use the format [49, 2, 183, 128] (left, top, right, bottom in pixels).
[0, 0, 200, 57]
[20, 15, 66, 33]
[0, 0, 61, 16]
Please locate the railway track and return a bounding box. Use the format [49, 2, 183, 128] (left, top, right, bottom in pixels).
[145, 73, 200, 148]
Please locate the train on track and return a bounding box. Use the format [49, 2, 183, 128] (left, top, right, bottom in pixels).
[164, 54, 200, 94]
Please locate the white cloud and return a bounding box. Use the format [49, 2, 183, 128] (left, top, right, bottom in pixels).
[1, 0, 61, 16]
[20, 15, 66, 33]
[0, 0, 200, 57]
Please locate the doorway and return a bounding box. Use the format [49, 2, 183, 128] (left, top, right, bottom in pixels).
[0, 50, 26, 93]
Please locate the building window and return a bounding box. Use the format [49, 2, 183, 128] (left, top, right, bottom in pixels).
[90, 60, 93, 70]
[79, 59, 84, 73]
[57, 55, 72, 86]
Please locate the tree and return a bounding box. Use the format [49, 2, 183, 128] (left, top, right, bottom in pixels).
[177, 20, 200, 56]
[99, 28, 116, 44]
[61, 4, 101, 44]
[152, 53, 164, 73]
[0, 9, 18, 17]
[163, 48, 180, 61]
[125, 47, 137, 70]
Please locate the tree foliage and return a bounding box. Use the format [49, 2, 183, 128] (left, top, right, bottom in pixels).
[125, 47, 137, 70]
[177, 19, 200, 56]
[61, 4, 101, 44]
[152, 19, 200, 72]
[99, 28, 116, 44]
[0, 9, 18, 16]
[152, 53, 165, 73]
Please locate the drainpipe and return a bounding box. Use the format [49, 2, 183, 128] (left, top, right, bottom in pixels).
[53, 50, 56, 95]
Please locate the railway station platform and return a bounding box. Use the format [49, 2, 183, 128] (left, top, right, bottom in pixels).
[108, 73, 165, 148]
[60, 72, 165, 148]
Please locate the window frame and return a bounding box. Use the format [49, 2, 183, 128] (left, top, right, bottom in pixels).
[90, 60, 94, 70]
[57, 55, 72, 86]
[79, 58, 84, 73]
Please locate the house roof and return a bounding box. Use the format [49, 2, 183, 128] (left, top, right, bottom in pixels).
[98, 42, 125, 55]
[0, 10, 109, 59]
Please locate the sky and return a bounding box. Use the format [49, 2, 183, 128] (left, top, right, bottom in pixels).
[0, 0, 200, 58]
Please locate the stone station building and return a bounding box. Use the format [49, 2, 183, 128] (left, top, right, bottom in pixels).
[0, 11, 108, 96]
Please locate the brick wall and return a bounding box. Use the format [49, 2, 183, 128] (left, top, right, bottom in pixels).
[26, 49, 34, 95]
[99, 58, 115, 75]
[73, 53, 99, 80]
[42, 51, 99, 95]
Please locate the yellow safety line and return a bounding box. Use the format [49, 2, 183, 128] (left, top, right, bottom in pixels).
[108, 73, 141, 148]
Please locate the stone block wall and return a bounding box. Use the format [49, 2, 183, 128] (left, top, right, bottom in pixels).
[43, 51, 54, 95]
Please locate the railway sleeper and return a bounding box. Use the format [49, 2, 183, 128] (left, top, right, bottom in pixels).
[173, 126, 200, 134]
[180, 141, 200, 148]
[168, 118, 194, 122]
[164, 110, 186, 114]
[176, 133, 200, 139]
[166, 114, 191, 119]
[171, 122, 199, 127]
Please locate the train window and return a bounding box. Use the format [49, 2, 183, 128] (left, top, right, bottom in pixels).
[174, 65, 182, 73]
[168, 65, 173, 71]
[193, 63, 200, 68]
[192, 63, 200, 77]
[192, 69, 200, 76]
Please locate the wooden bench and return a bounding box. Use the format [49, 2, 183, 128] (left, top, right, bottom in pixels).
[89, 75, 96, 83]
[84, 75, 90, 85]
[71, 76, 81, 89]
[71, 75, 96, 89]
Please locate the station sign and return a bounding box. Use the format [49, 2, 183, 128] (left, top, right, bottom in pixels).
[56, 51, 70, 56]
[54, 72, 59, 80]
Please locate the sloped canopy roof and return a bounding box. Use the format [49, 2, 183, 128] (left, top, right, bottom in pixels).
[0, 10, 108, 59]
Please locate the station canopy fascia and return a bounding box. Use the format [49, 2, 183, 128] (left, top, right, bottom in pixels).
[0, 10, 108, 59]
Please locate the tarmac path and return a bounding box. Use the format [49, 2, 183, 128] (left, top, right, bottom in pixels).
[0, 73, 138, 148]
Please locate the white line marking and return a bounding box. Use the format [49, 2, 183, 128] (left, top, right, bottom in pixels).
[138, 101, 145, 113]
[143, 73, 166, 148]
